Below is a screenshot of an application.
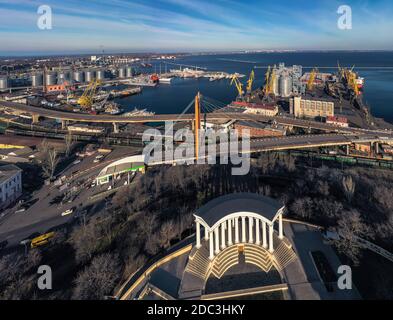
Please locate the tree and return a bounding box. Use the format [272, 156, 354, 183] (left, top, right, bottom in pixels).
[342, 175, 355, 203]
[69, 219, 101, 264]
[39, 140, 59, 180]
[290, 197, 313, 219]
[159, 221, 177, 249]
[72, 253, 120, 300]
[64, 132, 75, 157]
[334, 209, 369, 265]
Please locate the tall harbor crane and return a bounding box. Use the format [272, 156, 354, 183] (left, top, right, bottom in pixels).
[231, 75, 244, 100]
[78, 78, 102, 109]
[307, 68, 319, 91]
[246, 70, 255, 94]
[263, 66, 276, 96]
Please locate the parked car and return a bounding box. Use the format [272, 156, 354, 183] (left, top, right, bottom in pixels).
[61, 207, 75, 217]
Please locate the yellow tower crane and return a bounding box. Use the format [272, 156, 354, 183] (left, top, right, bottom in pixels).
[246, 70, 255, 94]
[77, 79, 102, 109]
[230, 75, 244, 99]
[307, 68, 318, 91]
[264, 66, 271, 95]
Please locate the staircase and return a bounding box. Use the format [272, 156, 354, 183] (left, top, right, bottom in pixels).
[184, 242, 211, 281]
[211, 246, 239, 279]
[243, 244, 274, 272]
[272, 234, 297, 271]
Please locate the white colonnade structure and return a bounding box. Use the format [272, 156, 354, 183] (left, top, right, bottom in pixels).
[194, 193, 285, 260]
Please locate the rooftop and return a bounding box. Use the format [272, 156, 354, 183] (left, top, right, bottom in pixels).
[0, 164, 22, 184]
[195, 193, 284, 227]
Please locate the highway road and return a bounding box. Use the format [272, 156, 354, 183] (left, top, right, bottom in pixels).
[3, 100, 393, 137]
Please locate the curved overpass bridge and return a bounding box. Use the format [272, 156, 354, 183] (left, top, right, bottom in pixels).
[3, 100, 392, 137]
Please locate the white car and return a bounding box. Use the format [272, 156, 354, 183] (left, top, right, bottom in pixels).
[73, 159, 81, 165]
[61, 208, 74, 217]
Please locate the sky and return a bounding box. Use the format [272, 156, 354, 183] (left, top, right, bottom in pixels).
[0, 0, 393, 56]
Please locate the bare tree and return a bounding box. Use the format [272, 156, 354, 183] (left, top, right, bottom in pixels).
[333, 209, 369, 265]
[64, 132, 74, 157]
[69, 219, 101, 264]
[40, 146, 59, 180]
[159, 221, 176, 249]
[72, 253, 120, 300]
[342, 175, 356, 203]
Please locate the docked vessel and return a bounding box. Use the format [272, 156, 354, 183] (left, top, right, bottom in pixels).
[122, 107, 155, 117]
[104, 103, 123, 115]
[110, 87, 142, 98]
[159, 77, 173, 84]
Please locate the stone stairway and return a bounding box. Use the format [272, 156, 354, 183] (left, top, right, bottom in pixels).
[243, 243, 274, 272]
[184, 242, 211, 281]
[211, 246, 239, 279]
[273, 234, 297, 271]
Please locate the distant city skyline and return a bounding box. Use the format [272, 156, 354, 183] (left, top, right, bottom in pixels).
[1, 0, 393, 56]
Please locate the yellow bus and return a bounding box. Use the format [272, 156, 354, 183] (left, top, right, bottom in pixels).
[30, 232, 55, 248]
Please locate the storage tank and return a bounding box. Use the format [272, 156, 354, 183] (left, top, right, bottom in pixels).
[96, 69, 105, 80]
[84, 69, 96, 83]
[110, 68, 118, 78]
[45, 72, 57, 86]
[279, 74, 292, 98]
[126, 66, 133, 78]
[118, 67, 126, 79]
[0, 77, 8, 90]
[272, 72, 280, 96]
[73, 71, 84, 83]
[31, 73, 43, 87]
[57, 71, 71, 83]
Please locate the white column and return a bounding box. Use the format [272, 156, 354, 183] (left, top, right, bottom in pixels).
[235, 217, 239, 244]
[196, 221, 201, 249]
[255, 219, 260, 245]
[221, 221, 226, 249]
[279, 214, 283, 239]
[214, 227, 220, 254]
[209, 231, 214, 260]
[269, 224, 274, 253]
[262, 221, 267, 249]
[204, 226, 209, 240]
[241, 216, 246, 243]
[228, 219, 233, 246]
[248, 217, 254, 243]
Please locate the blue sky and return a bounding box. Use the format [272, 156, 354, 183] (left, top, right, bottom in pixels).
[0, 0, 393, 55]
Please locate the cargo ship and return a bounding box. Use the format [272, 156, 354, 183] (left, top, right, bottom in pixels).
[104, 103, 123, 115]
[110, 87, 142, 98]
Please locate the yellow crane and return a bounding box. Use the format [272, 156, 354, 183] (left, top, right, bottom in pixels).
[246, 70, 255, 94]
[307, 68, 318, 91]
[231, 75, 244, 99]
[77, 79, 101, 109]
[263, 66, 276, 96]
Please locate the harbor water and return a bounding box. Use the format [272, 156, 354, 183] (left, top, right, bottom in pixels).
[116, 52, 393, 123]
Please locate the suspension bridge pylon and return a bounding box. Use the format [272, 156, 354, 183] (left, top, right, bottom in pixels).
[194, 92, 201, 160]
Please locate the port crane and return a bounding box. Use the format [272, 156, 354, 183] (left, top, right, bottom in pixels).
[230, 75, 244, 100]
[263, 66, 276, 96]
[307, 68, 319, 91]
[246, 70, 255, 94]
[77, 79, 102, 109]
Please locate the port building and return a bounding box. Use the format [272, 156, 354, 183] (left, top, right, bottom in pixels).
[291, 96, 335, 119]
[0, 164, 22, 210]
